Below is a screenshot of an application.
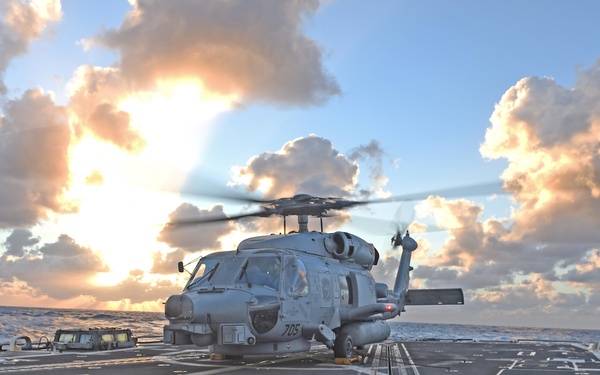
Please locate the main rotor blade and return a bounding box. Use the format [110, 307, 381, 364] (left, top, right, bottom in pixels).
[357, 180, 506, 206]
[167, 211, 264, 226]
[169, 180, 507, 227]
[179, 184, 270, 205]
[348, 214, 478, 236]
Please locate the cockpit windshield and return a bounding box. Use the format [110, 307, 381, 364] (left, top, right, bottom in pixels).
[238, 256, 281, 291]
[186, 257, 221, 290]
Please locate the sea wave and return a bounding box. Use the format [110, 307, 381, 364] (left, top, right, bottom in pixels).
[1, 306, 599, 345]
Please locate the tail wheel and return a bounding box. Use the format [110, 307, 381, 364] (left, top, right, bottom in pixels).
[334, 332, 354, 358]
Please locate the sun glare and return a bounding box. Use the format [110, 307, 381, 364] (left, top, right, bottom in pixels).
[61, 80, 237, 288]
[257, 178, 273, 193]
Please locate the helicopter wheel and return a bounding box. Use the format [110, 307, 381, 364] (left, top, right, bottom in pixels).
[333, 332, 354, 359]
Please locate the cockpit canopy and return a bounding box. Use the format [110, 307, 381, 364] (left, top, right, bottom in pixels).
[185, 252, 308, 297]
[238, 256, 281, 290]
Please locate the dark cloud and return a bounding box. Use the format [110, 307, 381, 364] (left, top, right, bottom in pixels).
[2, 228, 39, 258]
[158, 203, 236, 252]
[0, 89, 74, 227]
[560, 249, 600, 290]
[0, 233, 108, 299]
[0, 229, 182, 305]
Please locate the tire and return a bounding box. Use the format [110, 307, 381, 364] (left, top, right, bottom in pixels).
[334, 332, 354, 358]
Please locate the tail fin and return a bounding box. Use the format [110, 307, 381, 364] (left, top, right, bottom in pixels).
[392, 232, 418, 309]
[391, 231, 464, 310]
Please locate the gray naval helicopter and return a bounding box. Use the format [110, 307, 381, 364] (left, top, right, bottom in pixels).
[163, 193, 466, 359]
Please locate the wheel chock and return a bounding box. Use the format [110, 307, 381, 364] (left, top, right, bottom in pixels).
[210, 353, 243, 360]
[334, 355, 362, 364]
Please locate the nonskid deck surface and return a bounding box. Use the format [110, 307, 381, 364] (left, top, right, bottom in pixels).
[1, 340, 599, 374]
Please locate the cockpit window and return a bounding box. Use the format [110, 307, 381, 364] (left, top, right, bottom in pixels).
[238, 256, 281, 291]
[186, 257, 221, 290]
[283, 257, 309, 297]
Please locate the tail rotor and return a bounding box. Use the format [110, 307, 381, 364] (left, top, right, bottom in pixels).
[390, 200, 415, 249]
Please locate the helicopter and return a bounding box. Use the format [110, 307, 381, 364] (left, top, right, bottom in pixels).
[161, 188, 487, 359]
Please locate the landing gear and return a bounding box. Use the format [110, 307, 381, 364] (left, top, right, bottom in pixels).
[333, 332, 354, 359]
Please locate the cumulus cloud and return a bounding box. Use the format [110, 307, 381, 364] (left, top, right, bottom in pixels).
[90, 0, 339, 107]
[64, 0, 340, 154]
[0, 88, 74, 227]
[407, 193, 599, 327]
[228, 134, 362, 233]
[353, 72, 600, 325]
[233, 134, 359, 199]
[1, 1, 345, 311]
[412, 196, 592, 287]
[0, 0, 62, 94]
[174, 136, 389, 237]
[481, 60, 600, 244]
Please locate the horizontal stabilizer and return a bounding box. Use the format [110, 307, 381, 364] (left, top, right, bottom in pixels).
[405, 288, 464, 305]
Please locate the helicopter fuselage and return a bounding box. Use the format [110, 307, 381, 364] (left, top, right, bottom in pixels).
[164, 231, 397, 356]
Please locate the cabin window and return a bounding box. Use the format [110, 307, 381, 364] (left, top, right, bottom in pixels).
[101, 334, 116, 343]
[116, 333, 129, 342]
[79, 334, 93, 343]
[238, 256, 281, 290]
[339, 276, 353, 305]
[187, 257, 221, 289]
[58, 333, 76, 342]
[283, 258, 309, 297]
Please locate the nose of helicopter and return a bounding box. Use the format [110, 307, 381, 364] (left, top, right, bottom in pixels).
[164, 290, 282, 344]
[165, 294, 194, 321]
[165, 290, 258, 324]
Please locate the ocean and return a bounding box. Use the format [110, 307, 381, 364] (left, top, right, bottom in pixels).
[1, 305, 599, 345]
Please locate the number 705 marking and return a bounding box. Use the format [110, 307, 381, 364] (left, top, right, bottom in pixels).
[282, 324, 300, 336]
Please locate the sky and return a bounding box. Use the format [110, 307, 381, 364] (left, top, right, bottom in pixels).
[1, 0, 600, 330]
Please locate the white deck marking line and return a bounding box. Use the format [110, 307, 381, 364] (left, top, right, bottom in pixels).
[371, 343, 383, 375]
[392, 343, 409, 375]
[400, 343, 420, 375]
